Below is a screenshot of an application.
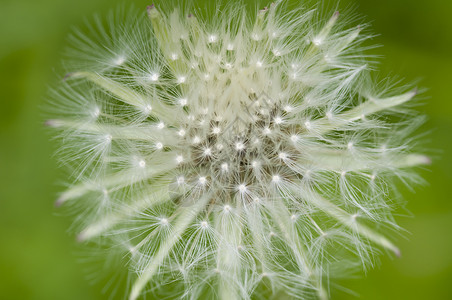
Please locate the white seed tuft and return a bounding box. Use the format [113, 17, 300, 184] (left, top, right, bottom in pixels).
[176, 155, 184, 164]
[208, 34, 218, 43]
[179, 98, 188, 106]
[114, 55, 125, 65]
[178, 129, 186, 137]
[149, 73, 159, 82]
[177, 176, 185, 185]
[237, 184, 247, 193]
[278, 152, 288, 160]
[49, 4, 428, 300]
[203, 148, 212, 156]
[235, 142, 245, 151]
[193, 136, 201, 144]
[198, 177, 207, 185]
[177, 76, 186, 84]
[138, 160, 146, 168]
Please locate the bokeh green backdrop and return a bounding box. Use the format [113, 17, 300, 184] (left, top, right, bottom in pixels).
[1, 0, 451, 299]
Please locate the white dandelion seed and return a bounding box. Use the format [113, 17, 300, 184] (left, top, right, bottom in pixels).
[235, 142, 245, 151]
[49, 3, 429, 300]
[178, 128, 186, 137]
[176, 155, 184, 164]
[221, 162, 228, 172]
[179, 98, 188, 106]
[200, 220, 209, 228]
[114, 55, 125, 65]
[155, 142, 163, 150]
[149, 72, 159, 82]
[198, 176, 207, 185]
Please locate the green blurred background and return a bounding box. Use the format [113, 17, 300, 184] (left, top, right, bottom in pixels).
[0, 0, 451, 299]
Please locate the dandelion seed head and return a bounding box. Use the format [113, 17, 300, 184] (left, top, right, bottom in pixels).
[49, 3, 428, 300]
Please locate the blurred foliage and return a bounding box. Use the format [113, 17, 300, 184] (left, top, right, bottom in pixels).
[0, 0, 451, 299]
